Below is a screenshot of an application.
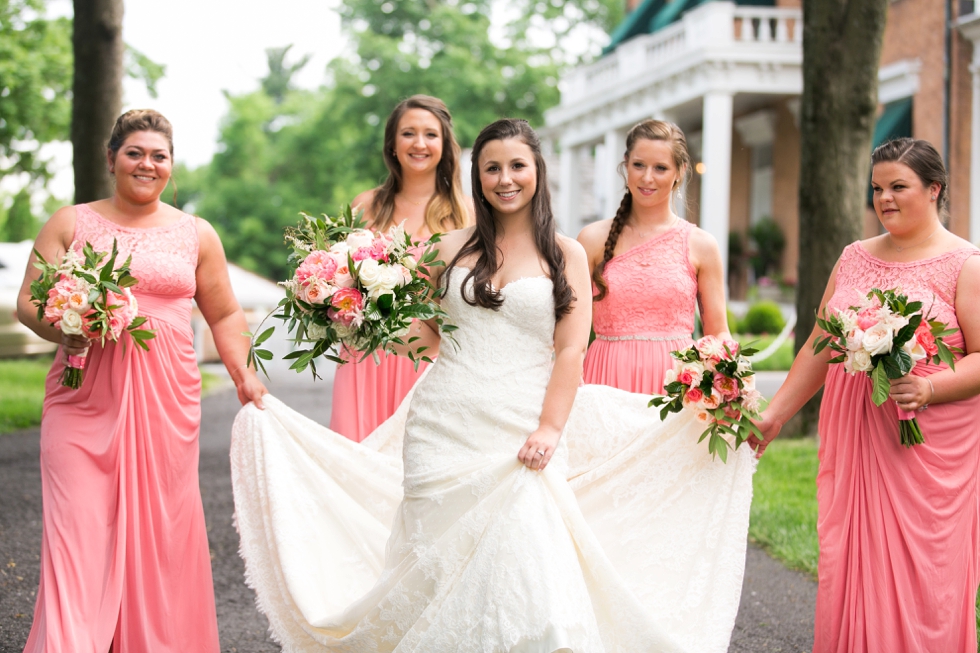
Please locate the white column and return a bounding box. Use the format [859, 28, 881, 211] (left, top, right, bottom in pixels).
[971, 64, 980, 243]
[700, 91, 734, 294]
[601, 128, 628, 220]
[558, 142, 581, 236]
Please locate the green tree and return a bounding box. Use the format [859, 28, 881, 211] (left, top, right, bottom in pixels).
[0, 0, 72, 182]
[262, 45, 312, 104]
[794, 0, 889, 432]
[3, 189, 40, 241]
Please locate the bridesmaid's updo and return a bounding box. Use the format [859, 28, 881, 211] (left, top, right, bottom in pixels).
[593, 120, 690, 300]
[107, 109, 174, 159]
[871, 137, 949, 222]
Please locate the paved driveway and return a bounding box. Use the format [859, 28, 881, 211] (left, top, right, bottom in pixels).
[0, 369, 814, 652]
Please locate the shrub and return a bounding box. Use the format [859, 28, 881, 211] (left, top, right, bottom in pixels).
[741, 301, 786, 335]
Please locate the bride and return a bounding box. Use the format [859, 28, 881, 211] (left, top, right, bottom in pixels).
[230, 119, 756, 652]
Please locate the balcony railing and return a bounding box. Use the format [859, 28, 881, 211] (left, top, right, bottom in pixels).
[559, 2, 802, 106]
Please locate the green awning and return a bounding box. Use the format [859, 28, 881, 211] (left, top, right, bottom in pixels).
[869, 98, 914, 205]
[603, 0, 665, 55]
[872, 97, 913, 149]
[603, 0, 777, 55]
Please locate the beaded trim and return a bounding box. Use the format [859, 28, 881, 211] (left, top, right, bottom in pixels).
[595, 333, 689, 342]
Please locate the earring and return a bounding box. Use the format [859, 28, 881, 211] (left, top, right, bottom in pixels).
[931, 195, 937, 201]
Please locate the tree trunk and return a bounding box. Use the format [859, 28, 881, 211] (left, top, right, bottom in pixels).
[793, 0, 888, 434]
[72, 0, 124, 203]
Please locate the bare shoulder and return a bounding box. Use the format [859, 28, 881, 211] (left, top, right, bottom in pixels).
[688, 224, 721, 253]
[194, 215, 220, 241]
[558, 233, 589, 271]
[576, 219, 612, 249]
[36, 205, 78, 250]
[352, 189, 377, 224]
[437, 226, 475, 262]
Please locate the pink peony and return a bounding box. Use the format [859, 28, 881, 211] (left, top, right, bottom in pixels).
[915, 323, 939, 358]
[856, 308, 879, 331]
[721, 340, 740, 358]
[303, 279, 334, 305]
[329, 287, 364, 326]
[713, 374, 740, 401]
[296, 251, 339, 284]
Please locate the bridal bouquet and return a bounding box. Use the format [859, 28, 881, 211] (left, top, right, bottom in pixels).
[814, 287, 958, 447]
[246, 204, 455, 379]
[649, 336, 764, 462]
[29, 240, 155, 389]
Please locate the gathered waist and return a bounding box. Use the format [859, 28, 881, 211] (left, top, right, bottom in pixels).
[593, 332, 690, 343]
[133, 293, 193, 328]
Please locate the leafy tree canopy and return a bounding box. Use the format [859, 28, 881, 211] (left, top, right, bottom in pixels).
[193, 0, 621, 279]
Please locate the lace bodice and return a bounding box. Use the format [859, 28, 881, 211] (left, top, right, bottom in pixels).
[829, 243, 979, 336]
[72, 204, 199, 298]
[593, 220, 697, 337]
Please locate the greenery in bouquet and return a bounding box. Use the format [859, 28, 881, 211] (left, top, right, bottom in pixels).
[246, 204, 456, 379]
[649, 336, 764, 462]
[814, 287, 959, 447]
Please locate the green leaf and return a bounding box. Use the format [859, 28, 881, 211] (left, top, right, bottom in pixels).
[253, 326, 276, 346]
[871, 364, 890, 406]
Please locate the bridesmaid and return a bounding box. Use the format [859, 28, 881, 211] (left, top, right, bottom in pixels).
[577, 119, 729, 394]
[751, 138, 980, 652]
[15, 109, 267, 652]
[330, 95, 471, 442]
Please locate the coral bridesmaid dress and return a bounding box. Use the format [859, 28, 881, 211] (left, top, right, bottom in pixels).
[23, 205, 219, 653]
[330, 352, 427, 442]
[816, 242, 980, 653]
[584, 219, 697, 394]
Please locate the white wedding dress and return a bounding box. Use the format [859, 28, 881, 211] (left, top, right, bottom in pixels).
[230, 269, 757, 652]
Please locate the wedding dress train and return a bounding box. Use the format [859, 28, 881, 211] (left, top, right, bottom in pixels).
[230, 270, 756, 652]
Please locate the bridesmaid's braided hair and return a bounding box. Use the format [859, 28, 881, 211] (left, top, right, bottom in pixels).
[447, 119, 574, 321]
[871, 137, 950, 223]
[592, 120, 690, 301]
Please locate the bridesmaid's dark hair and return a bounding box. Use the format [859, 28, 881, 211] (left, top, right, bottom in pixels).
[871, 137, 949, 223]
[592, 120, 690, 301]
[371, 95, 469, 233]
[446, 119, 574, 321]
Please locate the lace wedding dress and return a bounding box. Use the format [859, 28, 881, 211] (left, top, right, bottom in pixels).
[230, 269, 756, 653]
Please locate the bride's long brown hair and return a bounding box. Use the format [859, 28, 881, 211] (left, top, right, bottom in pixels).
[446, 119, 574, 321]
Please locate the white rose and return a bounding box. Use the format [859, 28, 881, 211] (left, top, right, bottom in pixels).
[851, 349, 873, 372]
[401, 255, 418, 271]
[330, 242, 351, 257]
[845, 328, 865, 352]
[377, 265, 405, 291]
[861, 322, 894, 356]
[356, 259, 383, 289]
[346, 229, 375, 251]
[307, 322, 328, 340]
[663, 368, 677, 386]
[902, 338, 928, 363]
[60, 308, 84, 335]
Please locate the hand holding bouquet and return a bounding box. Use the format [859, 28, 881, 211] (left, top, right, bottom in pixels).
[247, 205, 455, 379]
[649, 336, 765, 462]
[814, 287, 959, 447]
[30, 240, 156, 389]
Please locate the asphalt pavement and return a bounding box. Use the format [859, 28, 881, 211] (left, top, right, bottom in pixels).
[0, 369, 815, 652]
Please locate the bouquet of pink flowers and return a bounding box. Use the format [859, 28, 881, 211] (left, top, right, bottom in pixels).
[247, 205, 454, 379]
[814, 287, 959, 447]
[29, 240, 155, 389]
[649, 335, 764, 462]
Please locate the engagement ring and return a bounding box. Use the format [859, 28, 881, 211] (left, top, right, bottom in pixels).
[535, 450, 545, 456]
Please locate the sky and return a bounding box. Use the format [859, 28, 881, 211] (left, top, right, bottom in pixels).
[44, 0, 346, 198]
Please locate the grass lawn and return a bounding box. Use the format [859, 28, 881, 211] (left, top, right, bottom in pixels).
[737, 333, 796, 372]
[0, 357, 225, 434]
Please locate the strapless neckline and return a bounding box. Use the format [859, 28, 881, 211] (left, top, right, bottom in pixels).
[450, 265, 551, 293]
